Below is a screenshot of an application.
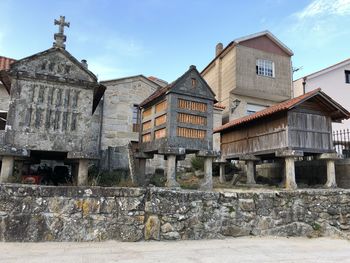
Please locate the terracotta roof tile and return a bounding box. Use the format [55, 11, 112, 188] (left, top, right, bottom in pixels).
[214, 88, 322, 133]
[139, 84, 172, 107]
[214, 103, 225, 109]
[0, 56, 16, 70]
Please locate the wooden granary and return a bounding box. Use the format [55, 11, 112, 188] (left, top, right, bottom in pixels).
[137, 65, 217, 189]
[214, 88, 350, 189]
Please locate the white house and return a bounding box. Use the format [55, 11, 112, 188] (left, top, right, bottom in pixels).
[293, 58, 350, 130]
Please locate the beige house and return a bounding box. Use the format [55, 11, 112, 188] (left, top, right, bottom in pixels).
[293, 58, 350, 130]
[201, 31, 294, 124]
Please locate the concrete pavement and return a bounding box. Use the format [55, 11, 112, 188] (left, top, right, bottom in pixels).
[0, 237, 350, 263]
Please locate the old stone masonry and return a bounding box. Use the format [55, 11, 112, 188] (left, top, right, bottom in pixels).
[0, 184, 350, 242]
[2, 16, 350, 244]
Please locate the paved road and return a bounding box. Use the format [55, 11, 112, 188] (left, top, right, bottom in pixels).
[1, 237, 349, 263]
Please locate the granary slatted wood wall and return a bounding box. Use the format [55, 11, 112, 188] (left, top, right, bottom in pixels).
[138, 65, 216, 154]
[221, 113, 288, 157]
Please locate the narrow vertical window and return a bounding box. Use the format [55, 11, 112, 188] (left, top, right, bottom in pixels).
[132, 104, 140, 132]
[345, 70, 350, 84]
[191, 78, 197, 87]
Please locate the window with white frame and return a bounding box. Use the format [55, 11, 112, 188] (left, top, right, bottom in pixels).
[256, 59, 274, 77]
[246, 103, 266, 115]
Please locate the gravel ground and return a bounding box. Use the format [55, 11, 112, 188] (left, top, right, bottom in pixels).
[0, 237, 349, 263]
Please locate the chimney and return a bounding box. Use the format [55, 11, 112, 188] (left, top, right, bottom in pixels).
[81, 59, 88, 69]
[216, 43, 223, 57]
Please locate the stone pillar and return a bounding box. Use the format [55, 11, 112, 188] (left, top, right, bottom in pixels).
[77, 159, 89, 186]
[284, 157, 297, 190]
[239, 155, 260, 185]
[275, 150, 303, 190]
[219, 163, 226, 183]
[325, 159, 336, 188]
[0, 156, 14, 183]
[138, 158, 146, 186]
[246, 160, 256, 184]
[200, 157, 213, 190]
[166, 155, 179, 188]
[318, 153, 339, 188]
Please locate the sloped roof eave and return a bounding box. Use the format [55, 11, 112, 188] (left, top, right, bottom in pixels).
[214, 88, 350, 134]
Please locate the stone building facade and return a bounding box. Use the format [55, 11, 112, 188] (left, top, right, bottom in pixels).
[100, 75, 164, 149]
[0, 16, 106, 185]
[201, 30, 293, 124]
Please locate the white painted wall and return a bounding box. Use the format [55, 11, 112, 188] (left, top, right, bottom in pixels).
[293, 63, 350, 130]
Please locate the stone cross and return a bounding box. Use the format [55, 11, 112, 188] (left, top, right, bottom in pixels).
[54, 16, 70, 35]
[53, 16, 70, 49]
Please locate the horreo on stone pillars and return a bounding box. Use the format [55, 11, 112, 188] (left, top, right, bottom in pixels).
[239, 155, 260, 185]
[318, 152, 339, 188]
[197, 150, 219, 191]
[276, 150, 303, 190]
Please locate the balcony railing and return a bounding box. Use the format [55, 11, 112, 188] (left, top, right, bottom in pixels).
[333, 129, 350, 158]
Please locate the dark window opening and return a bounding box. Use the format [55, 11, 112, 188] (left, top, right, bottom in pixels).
[191, 78, 197, 87]
[0, 111, 7, 130]
[132, 104, 140, 132]
[345, 70, 350, 84]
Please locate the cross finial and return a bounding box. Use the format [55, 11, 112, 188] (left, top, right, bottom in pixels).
[53, 16, 70, 49]
[54, 16, 70, 34]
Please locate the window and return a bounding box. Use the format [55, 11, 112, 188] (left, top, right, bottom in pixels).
[0, 111, 7, 130]
[345, 70, 350, 84]
[191, 78, 197, 87]
[132, 105, 140, 132]
[256, 59, 274, 77]
[246, 103, 266, 115]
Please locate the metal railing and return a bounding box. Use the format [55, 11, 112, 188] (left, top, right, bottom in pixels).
[333, 129, 350, 158]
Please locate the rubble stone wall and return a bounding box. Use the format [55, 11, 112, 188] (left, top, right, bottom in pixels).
[0, 184, 350, 242]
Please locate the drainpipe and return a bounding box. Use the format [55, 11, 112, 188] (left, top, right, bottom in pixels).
[302, 77, 307, 94]
[98, 94, 104, 169]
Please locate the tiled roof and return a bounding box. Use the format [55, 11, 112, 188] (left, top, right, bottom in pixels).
[139, 83, 172, 107]
[214, 103, 225, 109]
[0, 56, 16, 70]
[214, 88, 327, 133]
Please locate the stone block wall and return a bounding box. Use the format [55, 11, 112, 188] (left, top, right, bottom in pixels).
[0, 184, 350, 242]
[0, 85, 9, 111]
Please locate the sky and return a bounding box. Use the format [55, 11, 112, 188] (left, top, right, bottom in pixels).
[1, 0, 350, 82]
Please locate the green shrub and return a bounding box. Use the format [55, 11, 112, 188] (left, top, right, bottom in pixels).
[191, 156, 204, 171]
[88, 165, 129, 187]
[149, 170, 166, 187]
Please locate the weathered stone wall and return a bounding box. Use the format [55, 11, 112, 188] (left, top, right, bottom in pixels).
[0, 85, 9, 111]
[1, 184, 350, 242]
[100, 76, 159, 149]
[3, 49, 101, 158]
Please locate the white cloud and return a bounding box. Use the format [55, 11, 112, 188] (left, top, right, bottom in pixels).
[281, 0, 350, 49]
[295, 0, 350, 19]
[88, 60, 127, 81]
[104, 36, 145, 57]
